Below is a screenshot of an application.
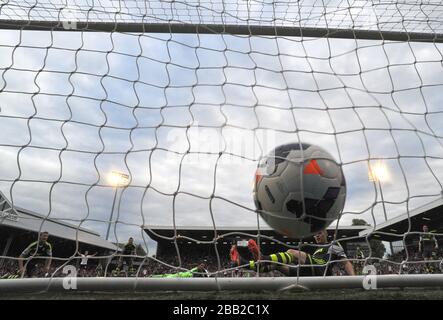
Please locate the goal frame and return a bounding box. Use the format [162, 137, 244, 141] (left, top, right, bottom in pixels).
[0, 19, 442, 43]
[1, 275, 443, 293]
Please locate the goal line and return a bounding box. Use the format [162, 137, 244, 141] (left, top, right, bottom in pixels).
[1, 275, 443, 293]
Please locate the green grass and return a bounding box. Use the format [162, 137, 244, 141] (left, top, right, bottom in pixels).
[3, 288, 443, 300]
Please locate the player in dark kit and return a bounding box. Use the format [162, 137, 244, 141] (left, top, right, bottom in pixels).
[419, 225, 438, 259]
[18, 231, 52, 277]
[419, 225, 439, 273]
[116, 237, 137, 273]
[230, 229, 355, 276]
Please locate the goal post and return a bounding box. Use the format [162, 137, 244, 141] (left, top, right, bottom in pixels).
[2, 275, 443, 293]
[1, 0, 443, 295]
[1, 19, 443, 43]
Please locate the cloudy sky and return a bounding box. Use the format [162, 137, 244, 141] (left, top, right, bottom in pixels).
[0, 0, 442, 255]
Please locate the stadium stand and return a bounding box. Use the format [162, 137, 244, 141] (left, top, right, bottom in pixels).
[0, 190, 118, 277]
[144, 201, 443, 276]
[359, 198, 443, 249]
[144, 225, 368, 276]
[357, 198, 443, 274]
[2, 189, 443, 278]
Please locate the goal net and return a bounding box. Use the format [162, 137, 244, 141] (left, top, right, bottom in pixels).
[0, 0, 443, 293]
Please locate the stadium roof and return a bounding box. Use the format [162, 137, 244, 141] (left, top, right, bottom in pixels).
[359, 197, 443, 242]
[0, 191, 118, 251]
[144, 224, 368, 243]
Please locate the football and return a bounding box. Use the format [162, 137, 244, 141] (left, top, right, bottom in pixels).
[253, 143, 346, 238]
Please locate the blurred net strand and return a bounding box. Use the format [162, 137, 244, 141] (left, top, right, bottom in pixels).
[0, 0, 442, 287]
[1, 1, 443, 30]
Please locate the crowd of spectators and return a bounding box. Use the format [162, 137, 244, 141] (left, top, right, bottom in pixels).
[3, 250, 441, 278]
[1, 231, 442, 278]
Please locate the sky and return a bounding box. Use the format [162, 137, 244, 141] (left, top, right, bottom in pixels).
[0, 0, 442, 255]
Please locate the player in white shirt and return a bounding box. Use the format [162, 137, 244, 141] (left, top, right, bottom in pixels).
[78, 251, 97, 276]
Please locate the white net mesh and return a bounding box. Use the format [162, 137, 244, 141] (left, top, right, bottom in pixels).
[0, 0, 443, 287]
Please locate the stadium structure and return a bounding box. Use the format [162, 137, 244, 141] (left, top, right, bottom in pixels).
[145, 225, 367, 262]
[145, 197, 443, 262]
[0, 190, 118, 269]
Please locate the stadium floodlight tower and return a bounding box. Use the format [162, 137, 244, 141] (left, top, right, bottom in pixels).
[106, 171, 130, 241]
[368, 161, 394, 254]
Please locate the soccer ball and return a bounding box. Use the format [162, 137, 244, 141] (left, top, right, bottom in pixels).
[253, 143, 346, 238]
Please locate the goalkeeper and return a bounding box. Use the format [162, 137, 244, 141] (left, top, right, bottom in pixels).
[1, 269, 20, 279]
[149, 263, 208, 278]
[230, 229, 355, 276]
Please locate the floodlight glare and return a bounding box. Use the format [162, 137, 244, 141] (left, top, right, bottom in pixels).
[368, 161, 390, 183]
